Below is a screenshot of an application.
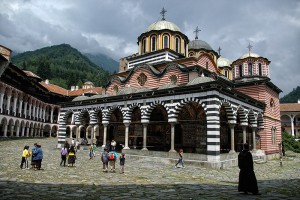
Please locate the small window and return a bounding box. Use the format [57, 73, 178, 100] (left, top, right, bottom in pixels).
[175, 37, 180, 53]
[239, 65, 243, 77]
[258, 63, 262, 76]
[248, 63, 252, 76]
[224, 69, 228, 78]
[151, 35, 156, 52]
[189, 52, 194, 57]
[163, 34, 169, 49]
[142, 38, 146, 54]
[270, 98, 275, 111]
[272, 127, 276, 145]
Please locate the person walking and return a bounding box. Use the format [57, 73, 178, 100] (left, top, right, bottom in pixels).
[92, 143, 97, 158]
[101, 148, 109, 172]
[89, 144, 93, 160]
[68, 145, 76, 167]
[238, 143, 260, 195]
[175, 149, 185, 168]
[20, 145, 30, 169]
[119, 153, 125, 174]
[60, 145, 68, 167]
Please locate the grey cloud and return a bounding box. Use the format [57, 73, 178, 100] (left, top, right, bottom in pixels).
[0, 0, 299, 96]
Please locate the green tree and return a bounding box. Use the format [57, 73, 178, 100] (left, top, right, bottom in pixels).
[37, 56, 52, 80]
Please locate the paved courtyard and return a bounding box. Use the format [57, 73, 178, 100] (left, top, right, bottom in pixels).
[0, 137, 299, 200]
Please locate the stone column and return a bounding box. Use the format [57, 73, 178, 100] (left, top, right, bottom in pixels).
[252, 128, 257, 151]
[21, 126, 25, 137]
[30, 128, 34, 137]
[123, 122, 130, 150]
[50, 107, 54, 123]
[6, 95, 11, 115]
[18, 100, 23, 117]
[26, 127, 30, 137]
[242, 126, 247, 144]
[32, 105, 36, 120]
[290, 115, 295, 137]
[229, 124, 236, 153]
[142, 123, 148, 151]
[0, 93, 4, 113]
[28, 103, 32, 119]
[3, 124, 7, 137]
[12, 96, 18, 116]
[169, 123, 176, 152]
[76, 126, 80, 140]
[16, 125, 20, 137]
[23, 102, 28, 118]
[102, 122, 109, 147]
[42, 108, 46, 122]
[71, 114, 75, 125]
[10, 125, 14, 137]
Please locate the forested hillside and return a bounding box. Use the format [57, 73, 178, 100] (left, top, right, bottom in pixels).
[85, 53, 119, 73]
[280, 86, 300, 103]
[11, 44, 110, 89]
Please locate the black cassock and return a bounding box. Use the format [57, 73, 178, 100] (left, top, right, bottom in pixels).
[238, 150, 259, 194]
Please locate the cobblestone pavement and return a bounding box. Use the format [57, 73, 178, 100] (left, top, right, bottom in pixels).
[0, 138, 299, 200]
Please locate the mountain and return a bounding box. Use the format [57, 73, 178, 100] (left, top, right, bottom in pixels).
[11, 44, 110, 89]
[85, 53, 119, 73]
[280, 86, 300, 103]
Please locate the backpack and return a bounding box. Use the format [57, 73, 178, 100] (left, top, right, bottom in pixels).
[109, 153, 115, 160]
[61, 148, 68, 156]
[102, 152, 108, 163]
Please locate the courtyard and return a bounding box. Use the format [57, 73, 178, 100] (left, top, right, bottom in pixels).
[0, 137, 299, 200]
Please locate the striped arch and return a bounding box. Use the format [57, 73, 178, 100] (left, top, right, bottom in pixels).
[77, 109, 92, 124]
[171, 97, 206, 120]
[104, 105, 125, 121]
[124, 103, 142, 121]
[235, 106, 248, 125]
[141, 100, 167, 121]
[219, 100, 236, 124]
[92, 108, 103, 124]
[61, 110, 74, 124]
[247, 109, 257, 127]
[257, 113, 264, 128]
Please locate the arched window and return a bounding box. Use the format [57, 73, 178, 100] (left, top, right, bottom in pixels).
[151, 35, 156, 52]
[175, 37, 180, 53]
[239, 65, 243, 77]
[272, 127, 276, 145]
[142, 38, 146, 54]
[248, 63, 252, 76]
[258, 63, 262, 76]
[163, 34, 169, 49]
[224, 69, 228, 78]
[189, 52, 194, 57]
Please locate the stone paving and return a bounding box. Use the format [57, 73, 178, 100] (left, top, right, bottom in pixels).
[0, 137, 299, 200]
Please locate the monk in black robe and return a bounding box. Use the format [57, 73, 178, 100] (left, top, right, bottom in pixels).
[238, 143, 260, 195]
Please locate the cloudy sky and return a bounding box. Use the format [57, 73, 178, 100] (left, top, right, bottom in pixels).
[1, 0, 299, 96]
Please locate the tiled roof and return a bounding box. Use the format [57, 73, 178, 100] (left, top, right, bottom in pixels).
[280, 103, 300, 112]
[40, 81, 102, 97]
[40, 81, 68, 96]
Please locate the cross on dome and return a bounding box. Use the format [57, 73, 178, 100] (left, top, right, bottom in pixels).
[218, 46, 222, 56]
[247, 42, 253, 56]
[160, 7, 167, 20]
[194, 26, 201, 40]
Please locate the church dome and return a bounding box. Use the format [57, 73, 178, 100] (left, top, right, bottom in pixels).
[217, 56, 232, 67]
[239, 52, 260, 59]
[188, 39, 213, 51]
[145, 20, 181, 32]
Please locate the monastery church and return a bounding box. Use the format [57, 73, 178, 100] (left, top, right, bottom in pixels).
[0, 9, 281, 168]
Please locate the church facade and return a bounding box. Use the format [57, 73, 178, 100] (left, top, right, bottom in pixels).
[57, 11, 281, 168]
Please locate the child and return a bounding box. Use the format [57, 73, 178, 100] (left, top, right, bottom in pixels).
[175, 149, 184, 168]
[119, 153, 125, 174]
[101, 148, 109, 172]
[60, 145, 68, 167]
[20, 145, 30, 169]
